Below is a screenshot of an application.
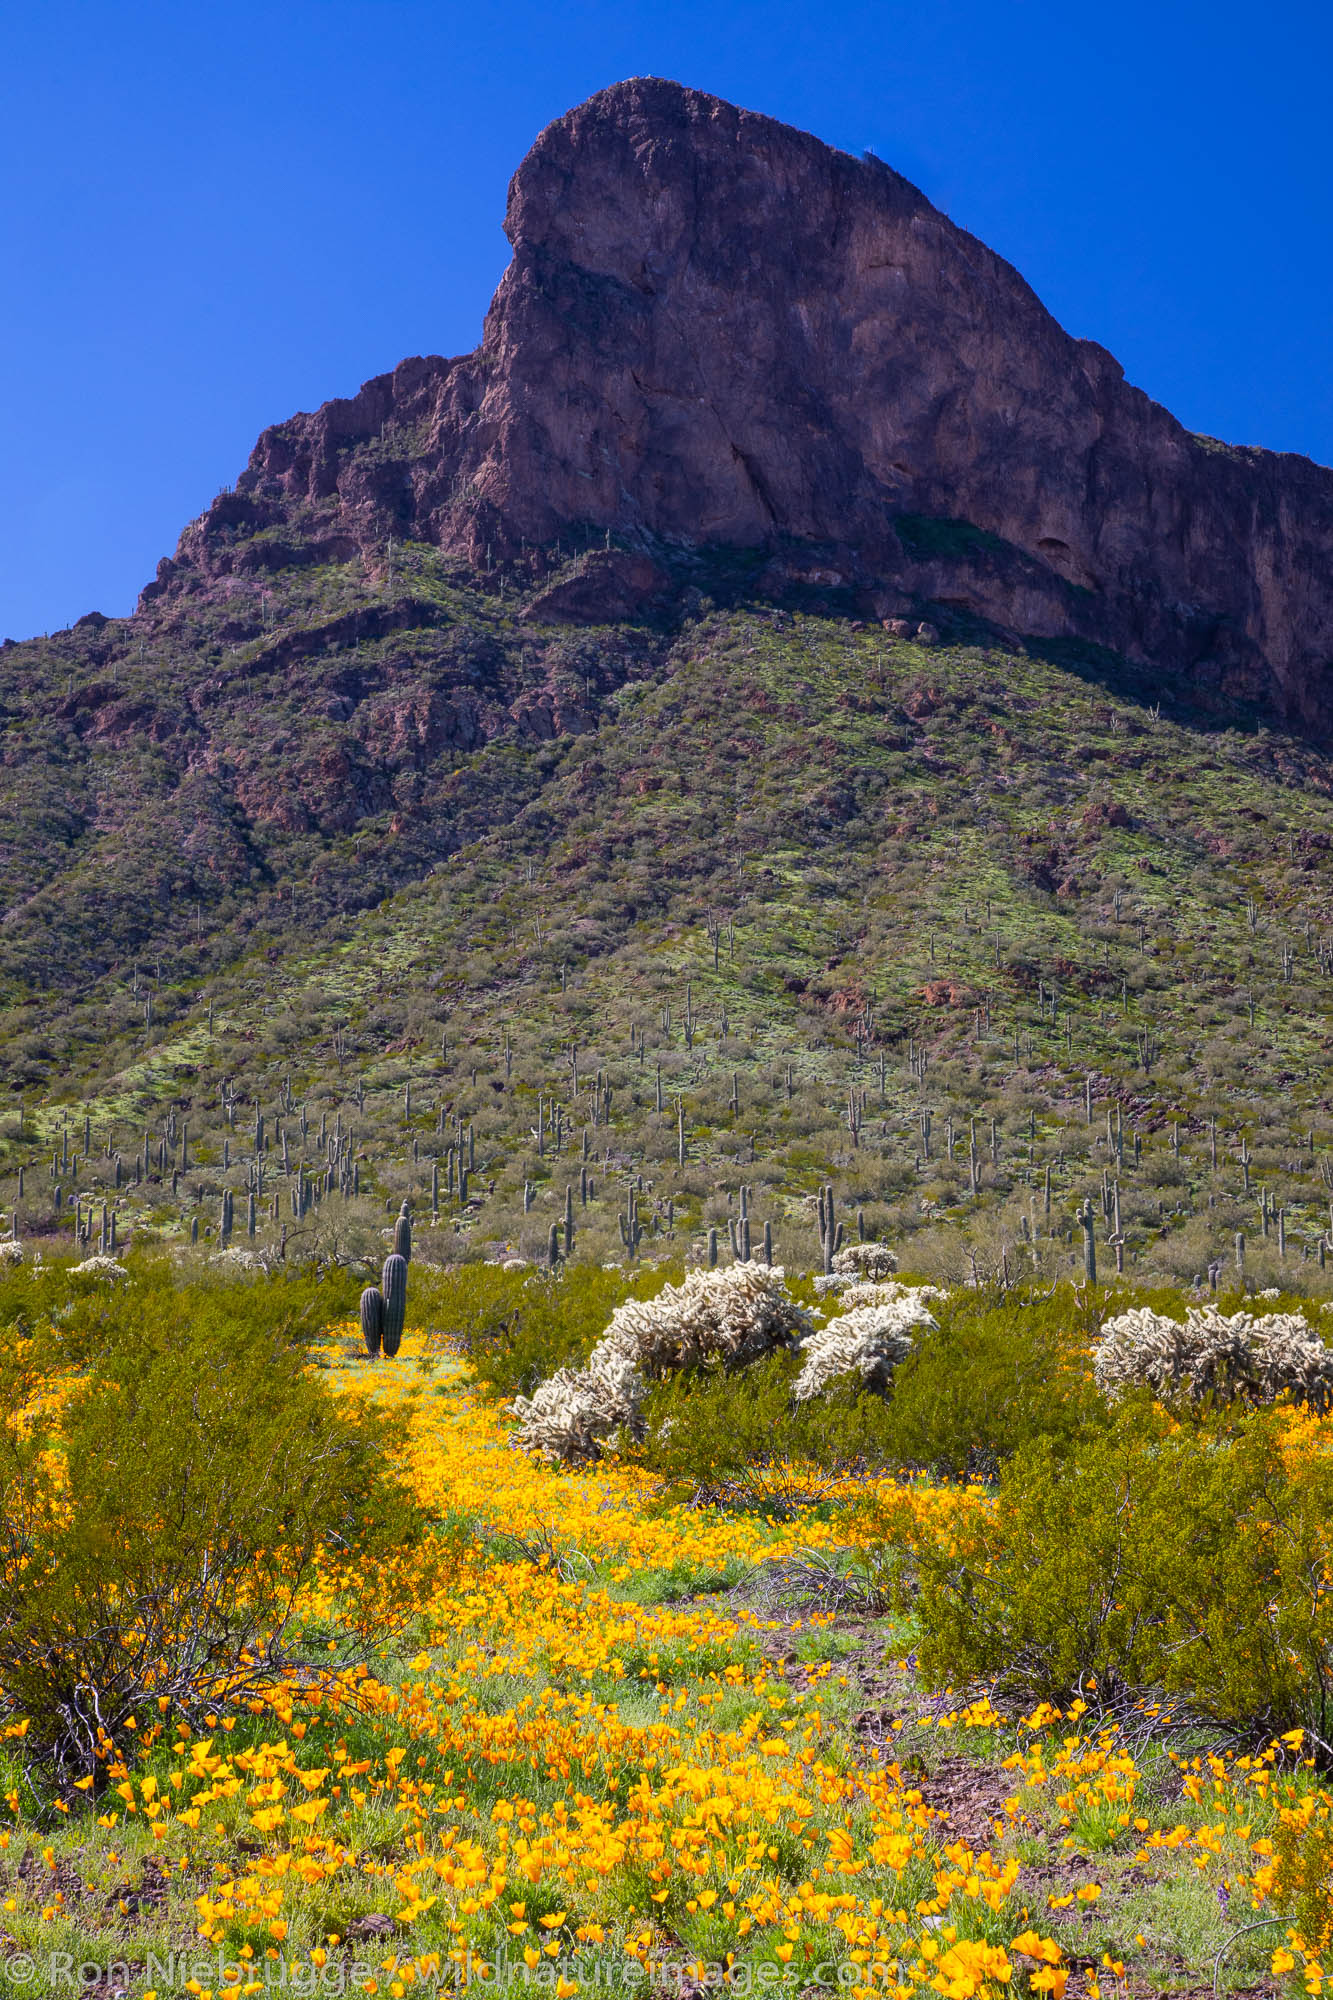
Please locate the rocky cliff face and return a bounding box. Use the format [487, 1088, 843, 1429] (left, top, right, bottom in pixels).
[149, 78, 1333, 730]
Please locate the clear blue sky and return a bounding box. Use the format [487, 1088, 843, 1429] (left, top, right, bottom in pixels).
[3, 0, 1330, 640]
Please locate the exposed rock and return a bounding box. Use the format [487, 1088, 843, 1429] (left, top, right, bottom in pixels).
[518, 549, 669, 624]
[1082, 800, 1132, 831]
[147, 78, 1333, 731]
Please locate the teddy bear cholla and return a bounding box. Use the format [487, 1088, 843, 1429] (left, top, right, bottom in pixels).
[1094, 1304, 1333, 1410]
[511, 1263, 814, 1463]
[813, 1239, 900, 1296]
[792, 1285, 940, 1401]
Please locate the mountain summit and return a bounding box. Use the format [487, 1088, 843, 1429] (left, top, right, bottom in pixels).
[153, 78, 1333, 728]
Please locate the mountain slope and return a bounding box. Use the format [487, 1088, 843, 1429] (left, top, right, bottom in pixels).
[9, 594, 1333, 1287]
[2, 82, 1333, 1284]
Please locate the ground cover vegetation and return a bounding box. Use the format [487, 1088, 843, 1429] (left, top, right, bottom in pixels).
[3, 1250, 1333, 1997]
[6, 532, 1333, 1995]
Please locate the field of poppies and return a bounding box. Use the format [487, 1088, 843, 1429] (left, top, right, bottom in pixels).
[2, 1258, 1332, 1999]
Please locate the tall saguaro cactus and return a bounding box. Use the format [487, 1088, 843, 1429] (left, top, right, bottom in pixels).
[619, 1191, 645, 1260]
[360, 1286, 385, 1358]
[1078, 1200, 1097, 1285]
[817, 1185, 842, 1274]
[381, 1252, 407, 1358]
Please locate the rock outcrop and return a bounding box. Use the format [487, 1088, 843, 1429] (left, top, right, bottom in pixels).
[150, 78, 1333, 729]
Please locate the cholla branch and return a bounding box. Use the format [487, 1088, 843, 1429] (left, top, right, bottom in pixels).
[755, 1547, 891, 1616]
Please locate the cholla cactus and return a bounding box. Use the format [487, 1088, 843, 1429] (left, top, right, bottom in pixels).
[71, 1255, 128, 1282]
[793, 1289, 938, 1401]
[510, 1342, 643, 1465]
[1094, 1305, 1333, 1410]
[834, 1278, 947, 1311]
[0, 1241, 24, 1267]
[512, 1265, 812, 1462]
[597, 1263, 813, 1379]
[208, 1246, 266, 1270]
[832, 1242, 899, 1281]
[815, 1242, 903, 1297]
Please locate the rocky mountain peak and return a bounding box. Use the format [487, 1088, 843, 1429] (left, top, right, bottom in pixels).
[147, 78, 1333, 730]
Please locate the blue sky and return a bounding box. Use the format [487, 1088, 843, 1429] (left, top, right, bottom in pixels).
[2, 0, 1330, 640]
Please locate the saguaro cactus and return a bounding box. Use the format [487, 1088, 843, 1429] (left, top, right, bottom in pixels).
[729, 1186, 752, 1263]
[381, 1252, 407, 1358]
[619, 1191, 645, 1260]
[817, 1185, 842, 1274]
[1078, 1200, 1097, 1285]
[360, 1286, 385, 1358]
[394, 1201, 412, 1262]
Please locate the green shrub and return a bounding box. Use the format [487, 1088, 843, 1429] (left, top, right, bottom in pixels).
[0, 1275, 431, 1786]
[439, 1260, 683, 1398]
[876, 1284, 1104, 1478]
[635, 1350, 899, 1491]
[1274, 1800, 1333, 1962]
[887, 1404, 1333, 1745]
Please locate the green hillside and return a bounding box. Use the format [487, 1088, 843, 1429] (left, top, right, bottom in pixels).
[4, 545, 1333, 1289]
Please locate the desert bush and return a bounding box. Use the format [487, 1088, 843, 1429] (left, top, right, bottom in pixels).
[1274, 1796, 1333, 1964]
[876, 1285, 1103, 1477]
[636, 1349, 899, 1489]
[441, 1261, 678, 1399]
[1094, 1304, 1333, 1411]
[0, 1278, 430, 1785]
[885, 1406, 1333, 1747]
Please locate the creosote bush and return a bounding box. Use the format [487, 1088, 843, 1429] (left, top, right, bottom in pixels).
[1275, 1800, 1333, 1965]
[446, 1260, 679, 1399]
[0, 1269, 430, 1786]
[880, 1404, 1333, 1749]
[636, 1350, 900, 1491]
[875, 1283, 1104, 1478]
